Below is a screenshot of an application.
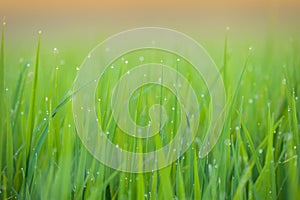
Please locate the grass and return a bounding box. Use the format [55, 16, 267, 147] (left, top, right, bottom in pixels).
[0, 20, 300, 199]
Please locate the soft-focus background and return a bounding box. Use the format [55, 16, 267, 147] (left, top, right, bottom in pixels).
[2, 0, 300, 39]
[2, 0, 300, 77]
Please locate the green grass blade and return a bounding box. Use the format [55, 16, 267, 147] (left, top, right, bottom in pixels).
[25, 31, 41, 191]
[233, 158, 255, 200]
[241, 122, 263, 172]
[193, 151, 201, 200]
[254, 107, 276, 199]
[0, 18, 5, 193]
[176, 164, 186, 199]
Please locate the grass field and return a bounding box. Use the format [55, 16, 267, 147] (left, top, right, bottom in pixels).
[0, 20, 300, 199]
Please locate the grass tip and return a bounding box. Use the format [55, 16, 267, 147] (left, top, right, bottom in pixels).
[2, 16, 6, 25]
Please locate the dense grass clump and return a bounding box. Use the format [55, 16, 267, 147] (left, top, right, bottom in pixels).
[0, 21, 299, 199]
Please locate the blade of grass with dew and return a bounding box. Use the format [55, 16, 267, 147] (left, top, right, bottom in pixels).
[0, 19, 6, 187]
[221, 26, 230, 90]
[25, 31, 41, 191]
[236, 120, 249, 199]
[11, 63, 29, 133]
[241, 122, 263, 172]
[212, 49, 250, 199]
[150, 170, 158, 200]
[5, 100, 14, 189]
[193, 150, 201, 200]
[137, 141, 146, 200]
[50, 118, 73, 199]
[284, 71, 300, 199]
[254, 107, 276, 199]
[175, 162, 186, 199]
[233, 157, 255, 200]
[154, 127, 173, 200]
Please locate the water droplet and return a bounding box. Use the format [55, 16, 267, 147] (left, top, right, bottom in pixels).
[248, 98, 253, 104]
[259, 149, 263, 154]
[68, 124, 71, 128]
[5, 88, 8, 92]
[45, 97, 48, 102]
[235, 126, 240, 131]
[295, 96, 298, 101]
[19, 57, 24, 63]
[201, 94, 205, 98]
[139, 56, 144, 62]
[105, 47, 110, 52]
[21, 111, 24, 115]
[226, 26, 230, 31]
[208, 164, 212, 174]
[124, 60, 128, 64]
[43, 118, 47, 121]
[87, 54, 91, 59]
[176, 58, 180, 62]
[76, 67, 80, 71]
[282, 78, 286, 85]
[173, 148, 176, 152]
[106, 131, 110, 135]
[38, 30, 42, 35]
[294, 146, 297, 150]
[164, 97, 167, 101]
[224, 139, 231, 146]
[172, 107, 175, 111]
[143, 73, 147, 77]
[110, 65, 114, 69]
[53, 47, 58, 54]
[160, 59, 163, 63]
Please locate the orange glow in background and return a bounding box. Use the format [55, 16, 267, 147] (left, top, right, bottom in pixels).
[2, 0, 299, 27]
